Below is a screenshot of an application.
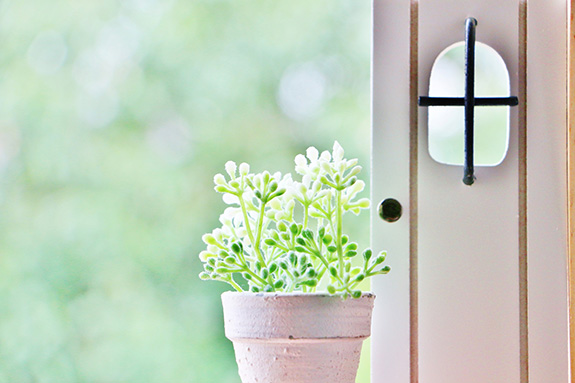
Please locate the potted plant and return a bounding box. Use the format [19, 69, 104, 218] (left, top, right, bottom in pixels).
[198, 142, 389, 383]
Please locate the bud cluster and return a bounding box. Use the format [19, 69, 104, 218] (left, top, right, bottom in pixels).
[198, 142, 389, 298]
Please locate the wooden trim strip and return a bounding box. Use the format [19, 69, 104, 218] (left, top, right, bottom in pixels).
[518, 1, 529, 382]
[568, 0, 575, 381]
[409, 1, 419, 383]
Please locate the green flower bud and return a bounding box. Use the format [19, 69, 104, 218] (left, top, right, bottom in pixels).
[327, 245, 337, 253]
[344, 251, 357, 258]
[274, 280, 284, 289]
[202, 234, 217, 245]
[345, 262, 351, 272]
[281, 233, 291, 241]
[299, 255, 308, 265]
[264, 285, 273, 292]
[261, 268, 269, 279]
[327, 285, 336, 294]
[208, 258, 216, 266]
[215, 185, 230, 193]
[322, 235, 333, 245]
[243, 273, 252, 280]
[380, 266, 391, 273]
[290, 223, 299, 235]
[346, 177, 357, 187]
[318, 227, 325, 238]
[302, 229, 313, 240]
[269, 182, 278, 192]
[219, 250, 229, 258]
[375, 255, 386, 265]
[355, 273, 365, 282]
[231, 243, 241, 254]
[271, 188, 286, 198]
[363, 249, 373, 261]
[269, 263, 278, 273]
[341, 235, 349, 245]
[215, 267, 229, 274]
[199, 272, 210, 280]
[255, 190, 262, 200]
[278, 222, 288, 232]
[296, 238, 306, 246]
[346, 243, 358, 251]
[306, 268, 316, 278]
[294, 246, 306, 253]
[264, 238, 276, 246]
[279, 261, 288, 270]
[251, 286, 260, 293]
[293, 271, 300, 278]
[255, 261, 262, 271]
[302, 279, 317, 287]
[225, 257, 236, 265]
[351, 290, 362, 299]
[329, 266, 338, 277]
[289, 252, 296, 264]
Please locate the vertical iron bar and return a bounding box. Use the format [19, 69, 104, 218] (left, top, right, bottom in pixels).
[463, 17, 477, 185]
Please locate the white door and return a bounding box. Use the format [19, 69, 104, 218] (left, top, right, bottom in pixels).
[371, 1, 569, 383]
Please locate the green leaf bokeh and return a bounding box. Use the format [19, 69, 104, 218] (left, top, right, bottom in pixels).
[0, 1, 371, 382]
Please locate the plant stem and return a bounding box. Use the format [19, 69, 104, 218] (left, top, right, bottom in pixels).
[254, 200, 268, 267]
[336, 189, 344, 275]
[242, 266, 268, 286]
[227, 277, 244, 292]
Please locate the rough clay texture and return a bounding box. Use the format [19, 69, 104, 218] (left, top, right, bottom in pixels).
[221, 292, 375, 383]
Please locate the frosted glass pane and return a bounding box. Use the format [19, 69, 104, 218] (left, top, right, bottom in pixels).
[428, 42, 511, 166]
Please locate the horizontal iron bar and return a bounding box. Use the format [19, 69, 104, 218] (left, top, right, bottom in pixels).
[419, 96, 519, 107]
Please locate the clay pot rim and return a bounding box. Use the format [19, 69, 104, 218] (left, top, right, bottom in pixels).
[221, 291, 375, 299]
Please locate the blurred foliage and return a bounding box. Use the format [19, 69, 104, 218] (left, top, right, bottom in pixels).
[0, 0, 371, 382]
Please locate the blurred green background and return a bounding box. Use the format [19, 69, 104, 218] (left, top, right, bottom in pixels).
[0, 0, 371, 382]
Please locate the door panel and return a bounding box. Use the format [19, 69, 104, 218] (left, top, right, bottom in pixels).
[372, 1, 569, 382]
[418, 2, 520, 382]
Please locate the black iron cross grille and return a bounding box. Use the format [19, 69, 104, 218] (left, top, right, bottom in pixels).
[418, 17, 519, 186]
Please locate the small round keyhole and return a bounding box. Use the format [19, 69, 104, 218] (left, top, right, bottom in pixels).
[379, 198, 402, 223]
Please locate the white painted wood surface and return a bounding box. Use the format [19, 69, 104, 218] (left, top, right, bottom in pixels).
[526, 1, 569, 382]
[371, 1, 412, 382]
[371, 1, 569, 382]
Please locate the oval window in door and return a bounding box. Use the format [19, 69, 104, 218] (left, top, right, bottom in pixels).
[428, 41, 511, 166]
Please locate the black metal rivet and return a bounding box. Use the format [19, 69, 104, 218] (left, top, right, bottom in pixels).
[378, 198, 402, 223]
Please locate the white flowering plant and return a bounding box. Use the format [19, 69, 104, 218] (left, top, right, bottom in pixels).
[199, 142, 389, 298]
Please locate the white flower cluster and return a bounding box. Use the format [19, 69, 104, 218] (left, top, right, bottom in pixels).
[198, 141, 388, 296]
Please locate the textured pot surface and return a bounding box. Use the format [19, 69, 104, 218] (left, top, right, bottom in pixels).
[221, 292, 375, 383]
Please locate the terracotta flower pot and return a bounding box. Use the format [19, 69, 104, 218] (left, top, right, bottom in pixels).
[221, 291, 375, 383]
